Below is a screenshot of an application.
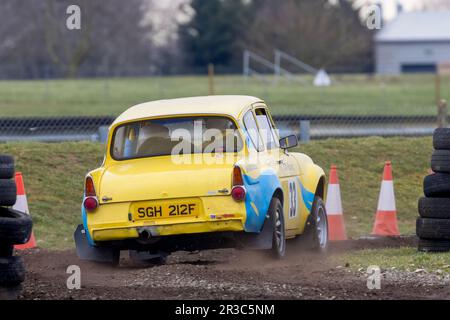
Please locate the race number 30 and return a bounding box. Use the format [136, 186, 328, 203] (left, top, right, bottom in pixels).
[288, 180, 298, 219]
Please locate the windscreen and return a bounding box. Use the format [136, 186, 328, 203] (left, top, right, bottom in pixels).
[111, 116, 243, 160]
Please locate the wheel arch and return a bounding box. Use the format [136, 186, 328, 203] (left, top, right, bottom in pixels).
[272, 188, 284, 206]
[315, 175, 326, 200]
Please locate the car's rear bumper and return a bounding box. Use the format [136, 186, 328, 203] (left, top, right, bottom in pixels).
[84, 196, 247, 242]
[92, 219, 245, 241]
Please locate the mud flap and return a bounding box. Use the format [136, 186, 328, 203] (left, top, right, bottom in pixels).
[74, 224, 118, 263]
[235, 215, 273, 250]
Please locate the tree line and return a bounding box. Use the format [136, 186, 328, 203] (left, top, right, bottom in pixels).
[0, 0, 377, 78]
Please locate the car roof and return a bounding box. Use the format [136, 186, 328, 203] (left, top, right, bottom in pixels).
[112, 95, 264, 125]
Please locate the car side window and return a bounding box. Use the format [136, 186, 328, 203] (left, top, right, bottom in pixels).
[254, 108, 279, 150]
[243, 111, 263, 151]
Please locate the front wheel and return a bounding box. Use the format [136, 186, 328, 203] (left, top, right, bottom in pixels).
[268, 197, 286, 258]
[304, 197, 329, 252]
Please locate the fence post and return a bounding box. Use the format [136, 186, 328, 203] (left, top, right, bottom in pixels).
[299, 120, 310, 143]
[435, 72, 441, 105]
[98, 126, 109, 143]
[437, 99, 448, 128]
[243, 50, 250, 79]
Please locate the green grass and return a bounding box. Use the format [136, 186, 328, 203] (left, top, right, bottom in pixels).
[0, 142, 105, 249]
[338, 247, 450, 274]
[0, 136, 431, 249]
[299, 136, 431, 237]
[0, 74, 449, 117]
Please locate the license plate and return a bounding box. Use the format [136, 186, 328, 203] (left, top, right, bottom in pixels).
[132, 199, 200, 221]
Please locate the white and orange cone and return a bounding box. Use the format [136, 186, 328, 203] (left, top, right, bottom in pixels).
[14, 172, 37, 250]
[325, 165, 347, 241]
[372, 161, 400, 236]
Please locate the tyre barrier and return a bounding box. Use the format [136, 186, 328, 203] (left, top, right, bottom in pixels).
[418, 128, 450, 252]
[0, 155, 33, 298]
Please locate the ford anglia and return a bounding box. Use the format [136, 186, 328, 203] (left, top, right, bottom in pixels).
[74, 96, 328, 265]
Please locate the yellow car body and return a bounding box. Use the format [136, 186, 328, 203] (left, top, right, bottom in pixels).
[76, 96, 326, 261]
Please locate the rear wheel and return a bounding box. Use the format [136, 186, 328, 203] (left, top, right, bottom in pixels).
[268, 197, 285, 258]
[303, 197, 328, 252]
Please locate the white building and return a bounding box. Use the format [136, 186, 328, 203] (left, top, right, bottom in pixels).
[375, 10, 450, 75]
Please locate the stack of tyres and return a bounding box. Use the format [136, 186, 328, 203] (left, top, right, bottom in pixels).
[0, 155, 32, 297]
[418, 129, 450, 252]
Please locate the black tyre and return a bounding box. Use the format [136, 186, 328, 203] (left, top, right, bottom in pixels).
[268, 197, 285, 258]
[0, 179, 16, 206]
[303, 197, 329, 252]
[431, 150, 450, 173]
[433, 128, 450, 150]
[0, 285, 21, 300]
[0, 256, 25, 286]
[418, 238, 450, 253]
[416, 217, 450, 240]
[0, 243, 13, 257]
[423, 173, 450, 197]
[0, 207, 33, 245]
[418, 197, 450, 219]
[0, 155, 14, 179]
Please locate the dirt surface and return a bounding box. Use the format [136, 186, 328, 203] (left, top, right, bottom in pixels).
[14, 237, 450, 300]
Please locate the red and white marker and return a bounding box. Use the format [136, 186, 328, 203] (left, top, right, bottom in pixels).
[14, 172, 37, 250]
[325, 165, 347, 241]
[371, 161, 400, 236]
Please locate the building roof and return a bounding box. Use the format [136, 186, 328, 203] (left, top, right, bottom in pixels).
[375, 10, 450, 43]
[112, 95, 263, 125]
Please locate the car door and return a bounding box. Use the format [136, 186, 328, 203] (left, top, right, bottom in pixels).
[252, 105, 302, 234]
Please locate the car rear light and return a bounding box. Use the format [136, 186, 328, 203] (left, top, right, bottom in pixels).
[232, 166, 244, 186]
[232, 166, 245, 201]
[83, 196, 98, 211]
[231, 186, 246, 202]
[84, 176, 98, 211]
[85, 176, 96, 197]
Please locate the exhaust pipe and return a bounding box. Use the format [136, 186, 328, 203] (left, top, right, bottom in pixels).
[139, 230, 151, 241]
[137, 227, 159, 245]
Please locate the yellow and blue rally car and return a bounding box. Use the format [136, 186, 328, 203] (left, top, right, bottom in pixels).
[75, 96, 328, 265]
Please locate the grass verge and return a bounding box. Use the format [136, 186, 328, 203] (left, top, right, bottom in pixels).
[0, 74, 449, 116]
[337, 248, 450, 274]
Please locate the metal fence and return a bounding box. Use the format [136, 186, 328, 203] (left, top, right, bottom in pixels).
[0, 114, 444, 143]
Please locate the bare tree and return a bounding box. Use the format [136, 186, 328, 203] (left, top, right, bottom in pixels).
[0, 0, 157, 78]
[245, 0, 373, 72]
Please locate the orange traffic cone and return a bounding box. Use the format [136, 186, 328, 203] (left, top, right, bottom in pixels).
[13, 172, 37, 249]
[372, 161, 400, 236]
[325, 165, 347, 241]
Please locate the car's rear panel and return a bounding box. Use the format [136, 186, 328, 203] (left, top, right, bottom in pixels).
[86, 195, 246, 242]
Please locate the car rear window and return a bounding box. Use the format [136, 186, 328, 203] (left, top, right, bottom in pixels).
[111, 116, 243, 160]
